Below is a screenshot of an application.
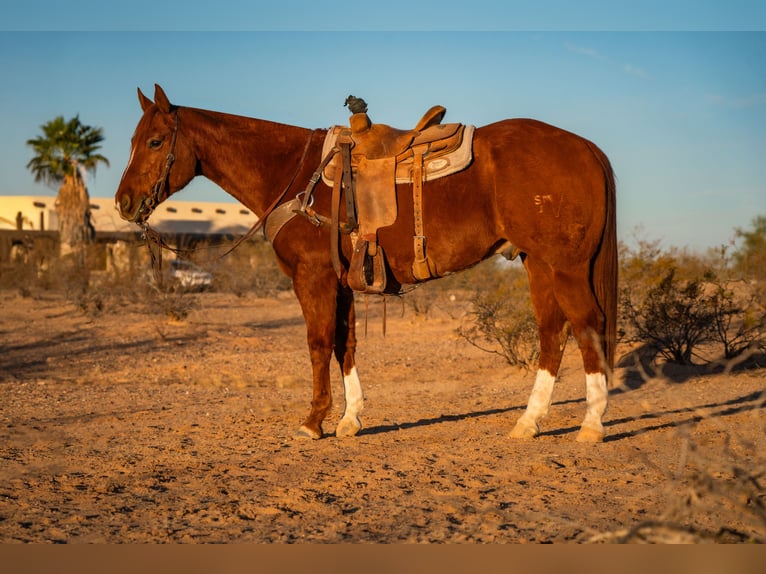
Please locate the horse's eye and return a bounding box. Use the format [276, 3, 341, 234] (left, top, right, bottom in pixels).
[148, 139, 163, 150]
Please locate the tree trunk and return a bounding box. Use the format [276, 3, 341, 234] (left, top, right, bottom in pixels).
[56, 173, 92, 255]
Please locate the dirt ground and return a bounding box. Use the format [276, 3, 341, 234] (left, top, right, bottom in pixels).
[1, 288, 764, 543]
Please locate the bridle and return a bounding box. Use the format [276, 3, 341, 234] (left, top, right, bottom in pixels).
[139, 108, 180, 223]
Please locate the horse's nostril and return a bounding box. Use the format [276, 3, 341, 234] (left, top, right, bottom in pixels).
[119, 194, 132, 215]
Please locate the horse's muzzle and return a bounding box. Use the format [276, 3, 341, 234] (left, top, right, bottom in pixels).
[116, 192, 150, 223]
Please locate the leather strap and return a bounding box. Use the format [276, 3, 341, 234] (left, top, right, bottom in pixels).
[340, 135, 357, 229]
[330, 156, 344, 279]
[411, 151, 433, 280]
[218, 130, 316, 258]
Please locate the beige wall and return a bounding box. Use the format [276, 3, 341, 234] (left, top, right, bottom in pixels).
[0, 196, 258, 235]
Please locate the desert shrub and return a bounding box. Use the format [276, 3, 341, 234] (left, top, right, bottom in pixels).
[207, 237, 292, 297]
[456, 258, 540, 369]
[619, 231, 731, 293]
[709, 281, 766, 360]
[619, 229, 766, 365]
[144, 284, 198, 321]
[732, 215, 766, 281]
[1, 231, 295, 323]
[1, 258, 38, 297]
[588, 431, 766, 543]
[621, 268, 722, 365]
[401, 286, 437, 317]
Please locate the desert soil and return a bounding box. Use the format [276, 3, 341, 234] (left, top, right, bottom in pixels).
[1, 289, 764, 543]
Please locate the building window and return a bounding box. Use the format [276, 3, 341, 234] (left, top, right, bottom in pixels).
[166, 207, 177, 213]
[216, 208, 226, 214]
[240, 209, 250, 215]
[191, 207, 202, 213]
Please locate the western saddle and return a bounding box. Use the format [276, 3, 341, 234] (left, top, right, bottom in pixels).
[269, 96, 475, 294]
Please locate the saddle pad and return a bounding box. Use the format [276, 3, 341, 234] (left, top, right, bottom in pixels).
[321, 124, 475, 187]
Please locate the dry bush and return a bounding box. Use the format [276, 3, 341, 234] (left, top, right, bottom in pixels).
[400, 284, 441, 318]
[619, 232, 766, 366]
[1, 258, 39, 298]
[621, 269, 723, 365]
[733, 215, 766, 282]
[143, 285, 199, 321]
[588, 436, 766, 544]
[710, 280, 766, 360]
[206, 237, 292, 297]
[455, 258, 540, 369]
[586, 365, 766, 544]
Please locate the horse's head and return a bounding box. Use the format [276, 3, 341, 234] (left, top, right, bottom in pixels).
[115, 84, 197, 224]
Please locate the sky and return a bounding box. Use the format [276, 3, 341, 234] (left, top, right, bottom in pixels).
[1, 1, 765, 253]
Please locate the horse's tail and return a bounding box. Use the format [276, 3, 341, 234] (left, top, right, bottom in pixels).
[589, 144, 618, 382]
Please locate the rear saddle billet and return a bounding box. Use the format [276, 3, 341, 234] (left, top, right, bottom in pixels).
[321, 97, 475, 294]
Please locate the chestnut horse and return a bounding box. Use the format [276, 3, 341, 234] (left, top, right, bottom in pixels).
[116, 85, 617, 443]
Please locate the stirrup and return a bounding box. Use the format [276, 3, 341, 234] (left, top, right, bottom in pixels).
[348, 239, 387, 294]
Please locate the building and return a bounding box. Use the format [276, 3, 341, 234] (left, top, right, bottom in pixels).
[0, 195, 258, 235]
[0, 195, 260, 266]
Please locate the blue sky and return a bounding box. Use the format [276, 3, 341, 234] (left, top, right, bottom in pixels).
[1, 2, 765, 252]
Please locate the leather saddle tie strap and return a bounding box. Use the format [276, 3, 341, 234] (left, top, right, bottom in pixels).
[411, 151, 434, 280]
[340, 136, 357, 230]
[330, 132, 358, 280]
[330, 152, 345, 279]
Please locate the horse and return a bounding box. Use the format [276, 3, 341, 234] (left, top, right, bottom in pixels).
[116, 84, 617, 443]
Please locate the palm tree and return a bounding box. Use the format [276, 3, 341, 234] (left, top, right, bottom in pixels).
[26, 115, 109, 251]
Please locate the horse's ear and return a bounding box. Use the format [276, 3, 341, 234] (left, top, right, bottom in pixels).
[138, 87, 153, 111]
[153, 84, 172, 114]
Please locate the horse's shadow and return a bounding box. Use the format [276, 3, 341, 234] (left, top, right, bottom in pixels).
[245, 317, 306, 331]
[360, 404, 524, 436]
[601, 389, 765, 442]
[616, 344, 766, 391]
[355, 387, 765, 443]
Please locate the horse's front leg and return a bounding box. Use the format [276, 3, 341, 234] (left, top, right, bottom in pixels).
[334, 286, 364, 437]
[293, 270, 339, 440]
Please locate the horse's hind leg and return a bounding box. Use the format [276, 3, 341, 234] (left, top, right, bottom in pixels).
[334, 286, 364, 437]
[510, 257, 569, 439]
[550, 267, 609, 443]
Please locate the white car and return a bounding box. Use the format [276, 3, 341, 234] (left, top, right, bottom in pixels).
[171, 259, 213, 290]
[151, 259, 213, 291]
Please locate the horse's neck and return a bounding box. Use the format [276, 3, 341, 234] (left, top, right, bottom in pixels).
[184, 107, 314, 215]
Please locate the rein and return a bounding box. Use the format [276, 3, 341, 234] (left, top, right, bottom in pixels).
[216, 129, 317, 258]
[141, 119, 317, 281]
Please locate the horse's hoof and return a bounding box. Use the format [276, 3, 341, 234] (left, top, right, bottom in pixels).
[509, 420, 539, 439]
[295, 425, 322, 440]
[335, 417, 362, 438]
[575, 425, 604, 443]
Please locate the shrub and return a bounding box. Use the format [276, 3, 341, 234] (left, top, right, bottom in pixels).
[456, 259, 540, 369]
[208, 237, 292, 297]
[733, 215, 766, 281]
[619, 222, 766, 366]
[709, 281, 766, 360]
[145, 284, 198, 321]
[621, 269, 720, 365]
[621, 266, 765, 365]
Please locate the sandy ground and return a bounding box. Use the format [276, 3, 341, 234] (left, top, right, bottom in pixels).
[1, 289, 764, 543]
